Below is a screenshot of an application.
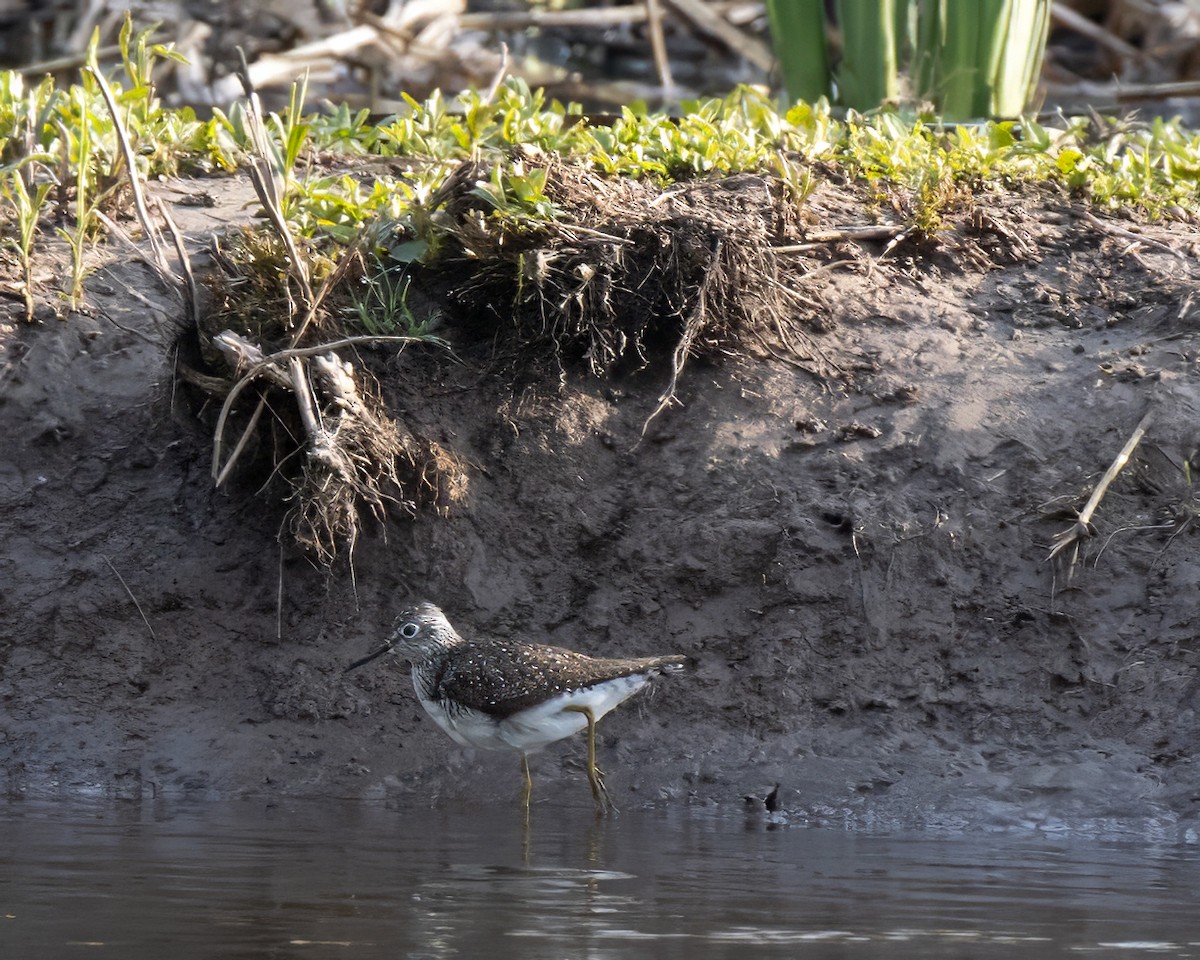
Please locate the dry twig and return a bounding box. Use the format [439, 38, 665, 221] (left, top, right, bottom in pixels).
[100, 554, 157, 642]
[1079, 210, 1191, 268]
[1048, 409, 1155, 585]
[1049, 4, 1142, 60]
[774, 224, 909, 254]
[644, 0, 676, 93]
[87, 66, 172, 278]
[663, 0, 774, 71]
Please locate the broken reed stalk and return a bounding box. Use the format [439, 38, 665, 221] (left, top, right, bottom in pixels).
[88, 62, 201, 326]
[86, 65, 172, 280]
[644, 0, 675, 92]
[236, 50, 317, 328]
[1048, 409, 1155, 584]
[210, 59, 321, 491]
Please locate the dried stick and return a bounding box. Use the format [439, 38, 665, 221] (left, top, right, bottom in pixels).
[774, 224, 908, 253]
[663, 0, 774, 71]
[87, 65, 172, 278]
[215, 394, 268, 488]
[1048, 409, 1155, 584]
[1080, 210, 1190, 266]
[459, 5, 650, 29]
[100, 554, 157, 642]
[644, 0, 676, 93]
[19, 45, 121, 76]
[1049, 4, 1142, 61]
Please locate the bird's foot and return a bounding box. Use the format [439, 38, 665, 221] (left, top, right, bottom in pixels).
[591, 763, 617, 815]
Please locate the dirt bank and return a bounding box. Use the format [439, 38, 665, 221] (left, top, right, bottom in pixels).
[2, 176, 1199, 833]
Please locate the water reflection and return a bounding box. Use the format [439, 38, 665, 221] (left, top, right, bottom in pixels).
[1, 799, 1198, 959]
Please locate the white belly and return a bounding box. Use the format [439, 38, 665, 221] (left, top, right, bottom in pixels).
[415, 673, 651, 754]
[499, 674, 651, 752]
[415, 690, 510, 750]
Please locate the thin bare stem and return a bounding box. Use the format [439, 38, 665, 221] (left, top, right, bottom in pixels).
[86, 65, 172, 278]
[1048, 409, 1155, 584]
[644, 0, 676, 93]
[100, 554, 157, 642]
[480, 42, 510, 106]
[156, 199, 199, 326]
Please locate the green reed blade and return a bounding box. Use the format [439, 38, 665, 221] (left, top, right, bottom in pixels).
[765, 0, 831, 104]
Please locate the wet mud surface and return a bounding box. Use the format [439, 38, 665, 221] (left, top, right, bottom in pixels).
[2, 174, 1200, 833]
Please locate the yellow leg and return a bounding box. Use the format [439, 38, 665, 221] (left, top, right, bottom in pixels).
[521, 753, 533, 815]
[564, 704, 613, 813]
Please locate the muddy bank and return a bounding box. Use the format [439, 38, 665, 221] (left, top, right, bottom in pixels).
[2, 178, 1199, 832]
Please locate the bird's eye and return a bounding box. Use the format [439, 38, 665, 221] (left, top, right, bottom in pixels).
[399, 622, 420, 639]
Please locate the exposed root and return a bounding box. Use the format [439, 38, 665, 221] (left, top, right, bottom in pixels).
[184, 65, 467, 565]
[641, 235, 724, 436]
[190, 155, 841, 559]
[432, 159, 830, 404]
[207, 330, 467, 564]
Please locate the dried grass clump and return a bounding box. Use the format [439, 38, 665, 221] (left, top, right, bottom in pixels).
[432, 159, 823, 428]
[182, 75, 467, 565]
[284, 352, 467, 561]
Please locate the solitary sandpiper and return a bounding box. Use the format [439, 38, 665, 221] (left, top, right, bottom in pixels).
[346, 602, 687, 813]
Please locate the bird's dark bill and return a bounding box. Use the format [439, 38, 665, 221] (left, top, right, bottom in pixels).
[344, 642, 393, 673]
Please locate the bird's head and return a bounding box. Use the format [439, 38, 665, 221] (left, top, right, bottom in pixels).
[344, 601, 460, 673]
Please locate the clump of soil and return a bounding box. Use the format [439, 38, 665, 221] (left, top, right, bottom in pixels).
[188, 156, 823, 564]
[2, 169, 1200, 834]
[434, 160, 807, 376]
[188, 213, 470, 562]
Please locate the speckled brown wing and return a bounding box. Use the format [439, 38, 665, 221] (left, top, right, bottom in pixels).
[432, 639, 685, 718]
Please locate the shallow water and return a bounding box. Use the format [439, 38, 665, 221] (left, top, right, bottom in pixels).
[2, 799, 1199, 959]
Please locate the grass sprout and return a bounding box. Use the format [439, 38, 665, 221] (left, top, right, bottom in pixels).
[347, 254, 443, 341]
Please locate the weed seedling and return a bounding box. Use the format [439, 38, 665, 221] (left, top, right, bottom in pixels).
[347, 254, 441, 340]
[1, 161, 53, 322]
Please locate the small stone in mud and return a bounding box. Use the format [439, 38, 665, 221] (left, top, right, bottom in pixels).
[795, 415, 826, 433]
[765, 783, 782, 812]
[837, 422, 883, 441]
[875, 384, 920, 404]
[1117, 363, 1154, 381]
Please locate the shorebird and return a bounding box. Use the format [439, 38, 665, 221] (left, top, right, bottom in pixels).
[346, 601, 686, 813]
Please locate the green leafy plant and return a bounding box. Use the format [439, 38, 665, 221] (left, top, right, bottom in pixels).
[346, 253, 441, 340]
[54, 64, 101, 309]
[1, 159, 52, 321]
[470, 162, 560, 225]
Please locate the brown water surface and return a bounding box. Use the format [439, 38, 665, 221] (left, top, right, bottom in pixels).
[2, 801, 1198, 958]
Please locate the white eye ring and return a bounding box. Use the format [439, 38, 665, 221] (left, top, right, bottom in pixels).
[399, 622, 419, 639]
